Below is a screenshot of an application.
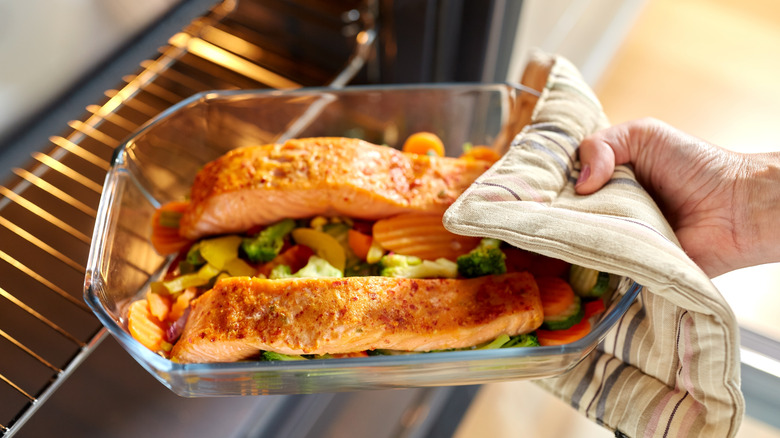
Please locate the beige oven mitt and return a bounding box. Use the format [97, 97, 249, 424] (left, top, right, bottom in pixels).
[443, 52, 744, 437]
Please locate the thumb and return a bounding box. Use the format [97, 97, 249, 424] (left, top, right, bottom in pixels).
[575, 134, 616, 195]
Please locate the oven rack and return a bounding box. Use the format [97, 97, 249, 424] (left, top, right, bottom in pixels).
[0, 1, 376, 435]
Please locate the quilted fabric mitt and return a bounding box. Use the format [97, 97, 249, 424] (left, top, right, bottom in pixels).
[443, 52, 744, 437]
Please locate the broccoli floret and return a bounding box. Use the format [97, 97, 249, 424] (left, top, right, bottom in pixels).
[503, 333, 540, 348]
[261, 351, 307, 361]
[477, 334, 512, 350]
[345, 261, 381, 277]
[269, 256, 344, 279]
[478, 333, 540, 349]
[269, 264, 293, 279]
[456, 238, 507, 278]
[294, 256, 344, 278]
[379, 254, 458, 278]
[184, 242, 206, 267]
[241, 219, 296, 263]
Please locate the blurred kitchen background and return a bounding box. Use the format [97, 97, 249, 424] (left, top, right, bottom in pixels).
[460, 0, 780, 437]
[1, 0, 778, 437]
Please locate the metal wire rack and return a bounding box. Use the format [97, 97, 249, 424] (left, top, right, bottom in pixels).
[0, 1, 375, 434]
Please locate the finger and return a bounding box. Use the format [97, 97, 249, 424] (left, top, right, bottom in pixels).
[575, 134, 616, 195]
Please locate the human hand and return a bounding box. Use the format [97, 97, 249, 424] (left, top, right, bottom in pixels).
[574, 117, 780, 277]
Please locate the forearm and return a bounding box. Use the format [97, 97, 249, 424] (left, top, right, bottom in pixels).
[734, 151, 780, 270]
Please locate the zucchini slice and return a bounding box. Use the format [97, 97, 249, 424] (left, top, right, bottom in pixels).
[569, 265, 611, 298]
[542, 295, 584, 330]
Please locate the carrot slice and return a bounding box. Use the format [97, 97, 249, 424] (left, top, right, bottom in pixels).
[372, 213, 480, 261]
[402, 132, 445, 157]
[330, 351, 370, 358]
[348, 229, 373, 261]
[150, 201, 192, 255]
[536, 318, 591, 346]
[146, 290, 172, 322]
[460, 146, 501, 164]
[169, 287, 198, 322]
[536, 276, 577, 317]
[127, 299, 166, 351]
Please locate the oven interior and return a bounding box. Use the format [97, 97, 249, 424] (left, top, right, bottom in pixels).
[0, 1, 516, 435]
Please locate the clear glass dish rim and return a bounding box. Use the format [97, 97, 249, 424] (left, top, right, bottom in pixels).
[110, 81, 541, 168]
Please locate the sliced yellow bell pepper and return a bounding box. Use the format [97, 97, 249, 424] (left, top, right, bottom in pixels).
[199, 235, 243, 270]
[291, 228, 346, 272]
[223, 258, 257, 277]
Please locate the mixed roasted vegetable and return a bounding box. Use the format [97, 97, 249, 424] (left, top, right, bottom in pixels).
[130, 133, 614, 360]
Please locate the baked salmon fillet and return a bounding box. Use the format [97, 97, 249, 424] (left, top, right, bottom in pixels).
[178, 137, 492, 240]
[170, 272, 543, 363]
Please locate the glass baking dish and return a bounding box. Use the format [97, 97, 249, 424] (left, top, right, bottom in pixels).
[84, 83, 642, 397]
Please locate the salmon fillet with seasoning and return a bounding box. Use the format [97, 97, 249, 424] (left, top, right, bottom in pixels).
[178, 137, 492, 240]
[170, 272, 543, 363]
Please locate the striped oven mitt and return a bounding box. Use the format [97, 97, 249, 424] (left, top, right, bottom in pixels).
[443, 52, 744, 437]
